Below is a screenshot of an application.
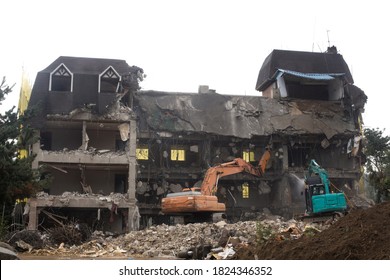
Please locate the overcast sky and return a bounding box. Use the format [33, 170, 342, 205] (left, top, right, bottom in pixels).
[1, 0, 389, 133]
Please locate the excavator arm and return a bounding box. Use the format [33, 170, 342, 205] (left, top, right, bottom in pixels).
[161, 146, 271, 220]
[200, 149, 271, 195]
[306, 159, 330, 193]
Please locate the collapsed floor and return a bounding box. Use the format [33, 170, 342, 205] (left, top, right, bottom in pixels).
[4, 200, 389, 260]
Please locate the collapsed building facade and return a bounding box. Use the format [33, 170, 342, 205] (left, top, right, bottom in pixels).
[26, 47, 367, 233]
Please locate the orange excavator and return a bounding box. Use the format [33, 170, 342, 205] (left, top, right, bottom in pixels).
[161, 147, 271, 223]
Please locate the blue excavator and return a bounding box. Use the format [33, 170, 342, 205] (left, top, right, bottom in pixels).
[302, 159, 348, 221]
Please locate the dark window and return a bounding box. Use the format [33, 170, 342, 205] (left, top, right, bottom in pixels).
[116, 139, 127, 152]
[50, 65, 72, 92]
[285, 81, 329, 100]
[115, 174, 128, 193]
[100, 67, 120, 93]
[40, 131, 52, 150]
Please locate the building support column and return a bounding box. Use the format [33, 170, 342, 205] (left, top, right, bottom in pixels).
[27, 199, 38, 230]
[31, 130, 41, 170]
[127, 118, 138, 231]
[81, 121, 88, 151]
[202, 139, 212, 168]
[282, 145, 289, 171]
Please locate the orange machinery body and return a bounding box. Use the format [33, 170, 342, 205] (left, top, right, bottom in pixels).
[161, 149, 271, 215]
[161, 191, 226, 213]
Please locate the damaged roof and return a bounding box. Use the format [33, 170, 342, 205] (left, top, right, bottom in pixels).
[40, 56, 133, 75]
[28, 56, 143, 122]
[135, 91, 357, 139]
[256, 49, 354, 91]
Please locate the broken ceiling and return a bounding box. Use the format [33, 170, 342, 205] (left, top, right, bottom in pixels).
[135, 91, 357, 139]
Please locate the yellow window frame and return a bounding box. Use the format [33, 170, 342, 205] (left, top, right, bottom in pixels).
[242, 183, 249, 198]
[171, 148, 185, 161]
[136, 147, 149, 160]
[243, 150, 255, 162]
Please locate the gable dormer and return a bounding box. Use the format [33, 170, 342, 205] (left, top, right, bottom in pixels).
[49, 63, 73, 92]
[99, 66, 121, 93]
[256, 49, 352, 101]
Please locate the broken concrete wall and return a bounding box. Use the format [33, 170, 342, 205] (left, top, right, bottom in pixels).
[135, 91, 357, 140]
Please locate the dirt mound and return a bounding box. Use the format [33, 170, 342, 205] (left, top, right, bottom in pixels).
[235, 201, 390, 259]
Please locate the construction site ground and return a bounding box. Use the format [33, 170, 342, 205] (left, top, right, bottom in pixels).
[3, 201, 390, 260]
[235, 201, 390, 260]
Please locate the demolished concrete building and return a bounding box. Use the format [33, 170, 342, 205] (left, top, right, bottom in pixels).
[26, 47, 367, 232]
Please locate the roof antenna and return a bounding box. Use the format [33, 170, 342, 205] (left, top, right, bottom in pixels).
[317, 43, 323, 53]
[326, 30, 338, 54]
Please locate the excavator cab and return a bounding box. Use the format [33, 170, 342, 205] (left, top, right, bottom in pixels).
[304, 175, 324, 213]
[304, 160, 347, 216]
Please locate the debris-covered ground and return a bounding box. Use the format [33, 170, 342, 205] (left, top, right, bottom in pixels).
[3, 201, 390, 260]
[234, 201, 390, 260]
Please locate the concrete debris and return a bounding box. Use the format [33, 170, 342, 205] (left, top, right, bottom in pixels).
[0, 246, 19, 260]
[349, 194, 375, 209]
[258, 181, 271, 195]
[15, 240, 33, 252]
[169, 184, 182, 193]
[321, 138, 330, 149]
[24, 218, 331, 260]
[36, 191, 128, 202]
[41, 148, 127, 158]
[118, 123, 130, 141]
[136, 181, 149, 195]
[7, 230, 44, 251]
[190, 145, 199, 153]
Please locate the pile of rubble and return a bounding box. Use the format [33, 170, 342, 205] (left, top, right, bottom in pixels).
[16, 215, 332, 260]
[234, 201, 390, 259]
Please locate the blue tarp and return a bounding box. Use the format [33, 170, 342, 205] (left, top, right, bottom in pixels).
[275, 69, 345, 81]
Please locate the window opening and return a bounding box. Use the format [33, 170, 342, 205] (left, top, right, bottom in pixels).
[115, 174, 128, 193]
[99, 66, 121, 93]
[40, 131, 52, 150]
[50, 64, 73, 92]
[243, 150, 255, 162]
[115, 139, 127, 152]
[171, 148, 185, 161]
[136, 147, 149, 160]
[242, 182, 249, 198]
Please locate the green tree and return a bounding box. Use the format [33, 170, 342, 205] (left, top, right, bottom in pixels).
[0, 77, 41, 206]
[364, 127, 390, 202]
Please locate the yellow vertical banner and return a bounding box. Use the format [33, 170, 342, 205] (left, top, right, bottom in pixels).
[18, 69, 32, 159]
[18, 68, 32, 115]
